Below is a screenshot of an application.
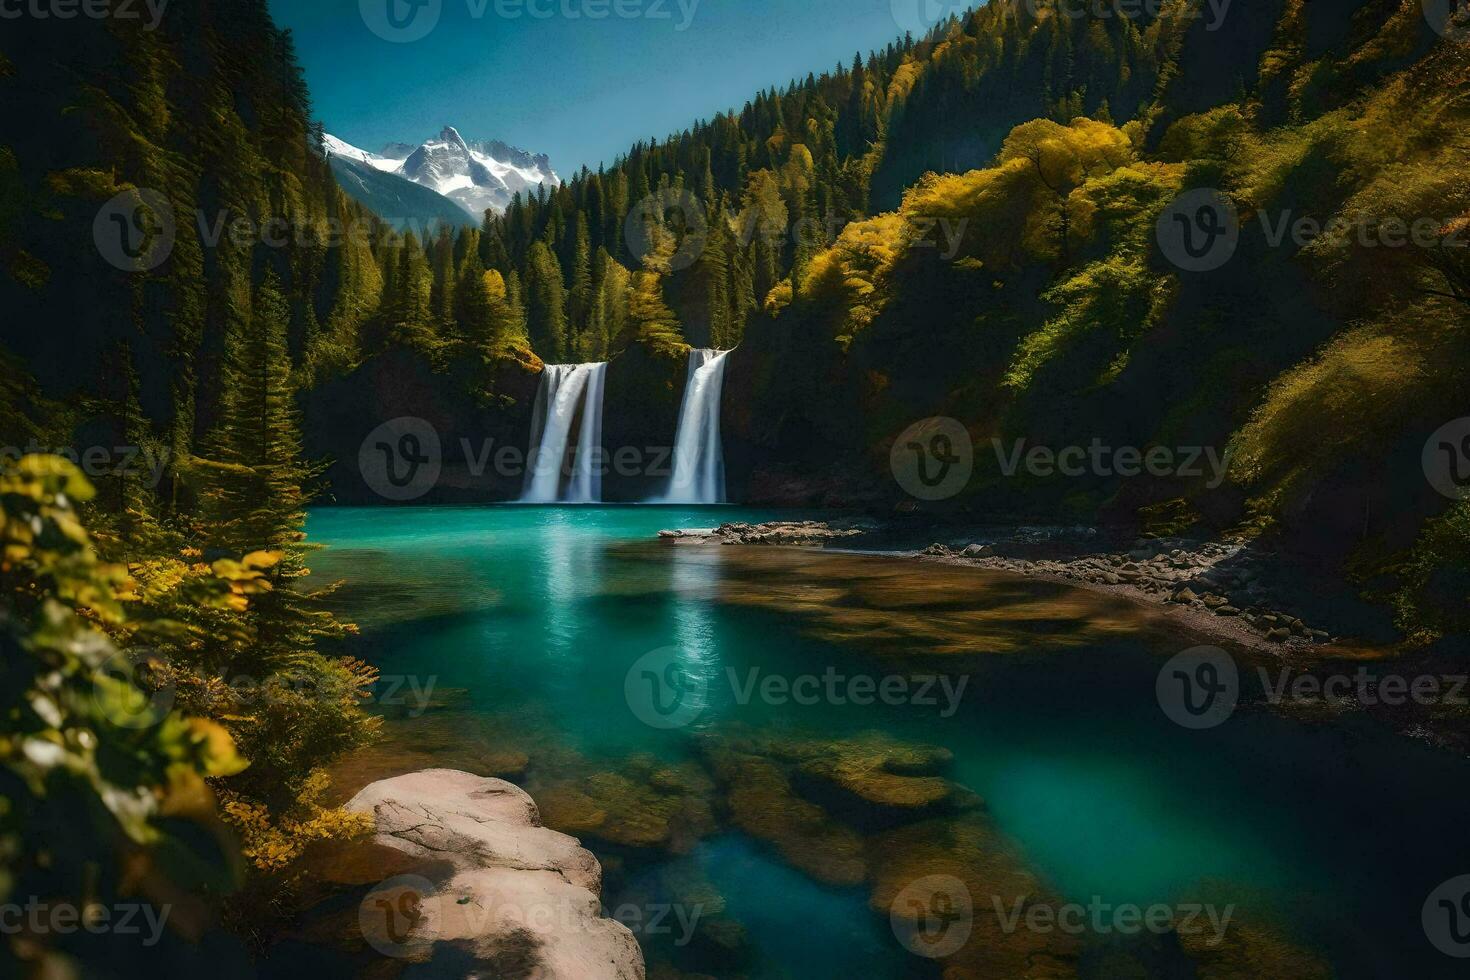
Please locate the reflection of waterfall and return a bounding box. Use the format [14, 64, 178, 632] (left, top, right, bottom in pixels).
[521, 363, 607, 503]
[659, 349, 731, 504]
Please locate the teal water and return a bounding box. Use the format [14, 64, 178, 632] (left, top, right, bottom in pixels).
[308, 506, 1470, 978]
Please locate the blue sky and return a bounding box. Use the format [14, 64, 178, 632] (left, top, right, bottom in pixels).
[272, 0, 970, 174]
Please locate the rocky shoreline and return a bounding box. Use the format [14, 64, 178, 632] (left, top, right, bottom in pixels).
[659, 521, 865, 546]
[660, 521, 1370, 653]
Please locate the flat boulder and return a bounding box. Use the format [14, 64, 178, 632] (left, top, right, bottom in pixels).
[346, 769, 644, 979]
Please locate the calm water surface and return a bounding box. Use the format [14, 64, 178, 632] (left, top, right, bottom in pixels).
[307, 506, 1470, 978]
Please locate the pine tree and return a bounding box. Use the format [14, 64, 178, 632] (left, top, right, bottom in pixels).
[202, 270, 312, 555]
[525, 240, 569, 361]
[568, 213, 593, 352]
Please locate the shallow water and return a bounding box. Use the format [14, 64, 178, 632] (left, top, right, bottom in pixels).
[308, 505, 1470, 978]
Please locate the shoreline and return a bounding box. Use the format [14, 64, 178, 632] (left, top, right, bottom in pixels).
[660, 520, 1386, 659]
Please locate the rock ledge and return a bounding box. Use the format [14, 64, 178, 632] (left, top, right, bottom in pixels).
[346, 769, 645, 979]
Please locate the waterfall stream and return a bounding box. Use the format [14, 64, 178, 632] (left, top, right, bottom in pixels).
[521, 363, 607, 503]
[659, 348, 731, 504]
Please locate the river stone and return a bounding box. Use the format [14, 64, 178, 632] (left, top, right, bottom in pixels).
[346, 769, 645, 979]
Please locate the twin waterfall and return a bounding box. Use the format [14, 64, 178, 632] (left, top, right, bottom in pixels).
[659, 348, 731, 505]
[518, 350, 729, 505]
[520, 363, 607, 504]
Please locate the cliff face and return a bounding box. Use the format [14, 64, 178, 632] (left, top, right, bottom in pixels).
[305, 339, 690, 505]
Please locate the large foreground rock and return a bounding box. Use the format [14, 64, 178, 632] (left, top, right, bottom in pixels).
[346, 769, 645, 979]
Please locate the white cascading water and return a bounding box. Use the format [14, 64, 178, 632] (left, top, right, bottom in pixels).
[660, 349, 731, 504]
[521, 363, 607, 503]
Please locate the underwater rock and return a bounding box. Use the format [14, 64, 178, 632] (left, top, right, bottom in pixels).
[532, 758, 717, 853]
[870, 816, 1082, 978]
[700, 743, 868, 886]
[1177, 919, 1332, 978]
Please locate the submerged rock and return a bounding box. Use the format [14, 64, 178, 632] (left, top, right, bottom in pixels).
[699, 743, 868, 886]
[531, 756, 717, 853]
[346, 769, 645, 979]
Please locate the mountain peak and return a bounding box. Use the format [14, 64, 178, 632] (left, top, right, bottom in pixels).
[438, 125, 469, 150]
[324, 129, 560, 221]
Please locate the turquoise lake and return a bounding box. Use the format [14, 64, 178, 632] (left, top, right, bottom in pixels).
[306, 505, 1470, 978]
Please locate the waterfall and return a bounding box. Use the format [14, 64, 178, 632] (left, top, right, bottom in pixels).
[521, 363, 607, 504]
[659, 348, 731, 504]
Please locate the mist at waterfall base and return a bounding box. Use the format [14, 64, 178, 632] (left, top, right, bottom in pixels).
[519, 350, 731, 506]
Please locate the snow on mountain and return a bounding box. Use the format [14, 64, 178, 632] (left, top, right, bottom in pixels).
[324, 127, 559, 220]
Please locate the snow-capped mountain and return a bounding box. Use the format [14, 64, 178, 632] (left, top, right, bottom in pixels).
[324, 127, 559, 221]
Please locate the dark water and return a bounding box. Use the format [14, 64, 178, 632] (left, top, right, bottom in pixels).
[308, 505, 1470, 978]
